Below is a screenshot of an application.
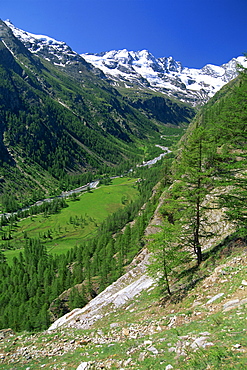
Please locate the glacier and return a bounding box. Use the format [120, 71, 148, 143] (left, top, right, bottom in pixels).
[82, 49, 247, 105]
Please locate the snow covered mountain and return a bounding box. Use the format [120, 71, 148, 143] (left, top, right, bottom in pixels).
[3, 20, 100, 79]
[5, 20, 246, 106]
[4, 20, 78, 64]
[82, 49, 247, 105]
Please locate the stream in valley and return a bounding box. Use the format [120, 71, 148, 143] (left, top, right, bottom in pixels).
[0, 145, 171, 220]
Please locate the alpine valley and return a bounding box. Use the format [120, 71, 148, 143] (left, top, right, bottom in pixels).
[0, 19, 247, 370]
[0, 19, 195, 203]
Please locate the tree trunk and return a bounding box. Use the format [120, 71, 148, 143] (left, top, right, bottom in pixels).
[163, 248, 172, 295]
[194, 194, 202, 265]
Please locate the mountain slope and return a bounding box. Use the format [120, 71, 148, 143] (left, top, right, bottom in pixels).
[5, 19, 246, 108]
[4, 20, 195, 122]
[7, 19, 246, 112]
[0, 197, 246, 369]
[0, 33, 247, 369]
[0, 20, 195, 204]
[43, 66, 247, 368]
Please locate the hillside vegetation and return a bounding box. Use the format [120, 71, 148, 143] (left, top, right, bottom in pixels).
[0, 159, 170, 332]
[0, 19, 246, 370]
[1, 235, 246, 369]
[2, 64, 246, 369]
[0, 19, 194, 207]
[1, 177, 140, 262]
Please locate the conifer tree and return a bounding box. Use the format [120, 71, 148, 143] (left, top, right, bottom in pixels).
[148, 215, 188, 296]
[207, 66, 247, 235]
[173, 125, 216, 264]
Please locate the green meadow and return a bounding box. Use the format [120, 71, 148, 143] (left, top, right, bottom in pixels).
[2, 177, 139, 263]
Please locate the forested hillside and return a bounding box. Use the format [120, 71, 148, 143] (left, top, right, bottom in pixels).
[0, 62, 246, 333]
[0, 19, 193, 332]
[0, 159, 170, 331]
[0, 16, 246, 340]
[0, 19, 194, 209]
[148, 64, 247, 295]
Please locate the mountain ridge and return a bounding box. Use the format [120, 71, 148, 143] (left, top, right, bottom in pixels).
[0, 19, 247, 370]
[0, 18, 195, 205]
[82, 49, 246, 105]
[5, 20, 247, 106]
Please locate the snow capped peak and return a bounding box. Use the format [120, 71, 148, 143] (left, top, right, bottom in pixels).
[136, 49, 154, 59]
[83, 49, 183, 76]
[4, 19, 81, 67]
[108, 49, 134, 64]
[4, 19, 12, 25]
[4, 20, 246, 106]
[82, 49, 246, 105]
[4, 20, 65, 48]
[134, 49, 157, 62]
[158, 56, 183, 73]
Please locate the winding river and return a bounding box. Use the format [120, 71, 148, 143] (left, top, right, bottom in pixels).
[0, 145, 170, 219]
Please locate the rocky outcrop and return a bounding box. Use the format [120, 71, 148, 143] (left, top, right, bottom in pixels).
[48, 248, 154, 331]
[1, 240, 246, 369]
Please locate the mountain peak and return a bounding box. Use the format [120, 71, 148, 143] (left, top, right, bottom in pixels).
[4, 20, 247, 106]
[3, 19, 94, 74]
[4, 20, 65, 46]
[82, 49, 246, 105]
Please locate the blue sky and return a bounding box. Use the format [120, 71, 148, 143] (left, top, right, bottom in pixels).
[1, 0, 246, 68]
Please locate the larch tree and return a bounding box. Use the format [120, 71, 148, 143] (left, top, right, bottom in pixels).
[212, 66, 247, 235]
[148, 211, 189, 296]
[173, 124, 217, 265]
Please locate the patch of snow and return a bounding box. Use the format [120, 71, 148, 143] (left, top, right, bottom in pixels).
[54, 63, 66, 67]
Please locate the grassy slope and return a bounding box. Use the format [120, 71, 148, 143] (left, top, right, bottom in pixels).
[2, 177, 139, 263]
[0, 236, 246, 369]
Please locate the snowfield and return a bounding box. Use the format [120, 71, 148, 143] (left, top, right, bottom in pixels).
[82, 50, 247, 104]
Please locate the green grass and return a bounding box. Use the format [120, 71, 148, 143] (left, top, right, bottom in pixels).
[2, 177, 139, 263]
[1, 237, 247, 369]
[1, 292, 246, 369]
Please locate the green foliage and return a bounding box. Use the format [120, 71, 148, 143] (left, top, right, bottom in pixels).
[187, 66, 247, 238]
[0, 163, 166, 332]
[171, 125, 217, 264]
[1, 177, 140, 256]
[68, 286, 86, 311]
[212, 70, 247, 234]
[0, 28, 193, 203]
[165, 65, 247, 265]
[0, 239, 54, 331]
[148, 217, 189, 295]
